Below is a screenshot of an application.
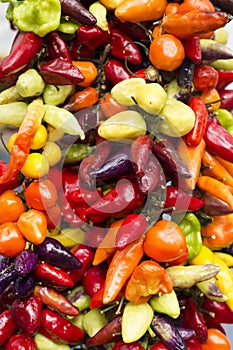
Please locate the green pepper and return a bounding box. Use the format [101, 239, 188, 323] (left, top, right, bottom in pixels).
[64, 144, 93, 165]
[57, 18, 80, 34]
[43, 84, 74, 106]
[179, 213, 202, 260]
[215, 108, 233, 136]
[12, 0, 61, 37]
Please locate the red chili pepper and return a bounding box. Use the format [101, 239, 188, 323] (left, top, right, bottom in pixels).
[185, 96, 209, 147]
[90, 283, 105, 309]
[66, 243, 95, 284]
[204, 120, 233, 162]
[86, 316, 122, 347]
[182, 36, 202, 65]
[109, 29, 142, 65]
[77, 25, 110, 51]
[150, 342, 169, 350]
[216, 70, 233, 90]
[185, 336, 202, 350]
[115, 213, 147, 250]
[34, 285, 79, 316]
[39, 308, 85, 344]
[218, 89, 233, 111]
[201, 297, 233, 324]
[0, 309, 18, 345]
[33, 263, 75, 290]
[182, 299, 208, 344]
[44, 31, 72, 63]
[39, 58, 85, 85]
[0, 161, 23, 195]
[136, 154, 162, 194]
[131, 135, 154, 177]
[100, 93, 128, 118]
[70, 38, 92, 60]
[104, 58, 131, 85]
[5, 334, 37, 350]
[80, 180, 145, 223]
[0, 32, 43, 76]
[60, 0, 97, 25]
[82, 266, 106, 297]
[165, 185, 205, 212]
[113, 340, 145, 350]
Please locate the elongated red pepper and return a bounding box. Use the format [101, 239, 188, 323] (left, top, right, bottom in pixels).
[80, 181, 145, 223]
[109, 29, 142, 65]
[201, 297, 233, 324]
[182, 36, 202, 65]
[104, 58, 131, 85]
[0, 161, 23, 195]
[165, 185, 205, 212]
[0, 32, 43, 76]
[116, 213, 147, 250]
[77, 25, 110, 51]
[44, 31, 72, 63]
[216, 70, 233, 90]
[39, 58, 85, 85]
[204, 120, 233, 162]
[218, 89, 233, 111]
[0, 309, 18, 345]
[39, 308, 85, 344]
[33, 263, 75, 290]
[86, 316, 122, 346]
[131, 135, 154, 177]
[185, 96, 208, 147]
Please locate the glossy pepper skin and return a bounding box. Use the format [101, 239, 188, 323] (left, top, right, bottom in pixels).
[60, 0, 97, 25]
[204, 120, 233, 162]
[182, 36, 202, 65]
[0, 32, 43, 76]
[77, 25, 110, 51]
[39, 308, 85, 344]
[86, 316, 122, 346]
[44, 31, 72, 63]
[5, 334, 37, 350]
[0, 161, 23, 195]
[104, 58, 131, 85]
[0, 309, 18, 345]
[165, 186, 205, 212]
[201, 297, 233, 324]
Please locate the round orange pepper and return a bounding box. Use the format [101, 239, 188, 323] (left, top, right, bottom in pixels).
[0, 190, 25, 225]
[202, 213, 233, 249]
[0, 222, 26, 257]
[200, 88, 221, 112]
[201, 328, 230, 350]
[25, 178, 58, 211]
[17, 209, 47, 245]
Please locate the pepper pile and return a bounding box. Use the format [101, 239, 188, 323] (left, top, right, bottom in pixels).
[0, 0, 233, 349]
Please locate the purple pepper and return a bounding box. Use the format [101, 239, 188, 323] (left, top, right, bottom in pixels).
[14, 249, 38, 276]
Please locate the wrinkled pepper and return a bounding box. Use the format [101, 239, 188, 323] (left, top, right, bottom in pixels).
[179, 213, 203, 260]
[44, 31, 72, 63]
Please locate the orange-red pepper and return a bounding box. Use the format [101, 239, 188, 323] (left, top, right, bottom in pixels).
[72, 61, 98, 87]
[0, 190, 25, 225]
[17, 209, 47, 245]
[64, 86, 98, 113]
[202, 213, 233, 249]
[0, 222, 26, 258]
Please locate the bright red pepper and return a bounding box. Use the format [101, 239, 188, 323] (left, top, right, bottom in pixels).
[182, 36, 202, 64]
[44, 31, 72, 63]
[201, 297, 233, 324]
[5, 334, 37, 350]
[219, 89, 233, 111]
[186, 96, 209, 147]
[131, 135, 154, 177]
[0, 309, 18, 345]
[82, 266, 106, 297]
[77, 25, 110, 51]
[165, 185, 205, 212]
[104, 58, 131, 85]
[39, 308, 85, 344]
[216, 70, 233, 90]
[0, 161, 23, 195]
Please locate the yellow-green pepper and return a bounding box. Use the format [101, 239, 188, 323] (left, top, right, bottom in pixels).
[179, 213, 202, 260]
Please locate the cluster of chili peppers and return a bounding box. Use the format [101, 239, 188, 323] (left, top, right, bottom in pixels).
[0, 0, 233, 349]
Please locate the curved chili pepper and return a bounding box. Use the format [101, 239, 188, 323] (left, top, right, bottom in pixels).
[0, 31, 43, 76]
[104, 58, 131, 85]
[44, 30, 72, 63]
[63, 86, 98, 112]
[131, 135, 154, 177]
[182, 36, 202, 65]
[33, 263, 75, 290]
[60, 0, 97, 25]
[109, 29, 142, 65]
[39, 308, 85, 344]
[77, 25, 110, 51]
[136, 154, 161, 194]
[165, 185, 205, 212]
[86, 316, 122, 346]
[185, 96, 209, 147]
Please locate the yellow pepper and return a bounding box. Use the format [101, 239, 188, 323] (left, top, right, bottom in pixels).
[189, 245, 215, 265]
[214, 252, 233, 267]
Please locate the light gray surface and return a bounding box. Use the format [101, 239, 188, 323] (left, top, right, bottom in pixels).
[0, 2, 233, 347]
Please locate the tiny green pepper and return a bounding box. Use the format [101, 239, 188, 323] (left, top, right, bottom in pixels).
[57, 18, 80, 34]
[13, 0, 61, 37]
[64, 144, 92, 165]
[179, 213, 202, 260]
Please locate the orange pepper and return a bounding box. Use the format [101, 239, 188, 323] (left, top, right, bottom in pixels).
[115, 0, 167, 23]
[64, 86, 98, 113]
[200, 88, 221, 112]
[197, 176, 233, 210]
[165, 2, 180, 15]
[17, 209, 47, 245]
[92, 219, 124, 266]
[125, 260, 173, 304]
[103, 236, 144, 304]
[0, 222, 26, 258]
[202, 213, 233, 249]
[177, 138, 206, 190]
[162, 10, 228, 39]
[99, 93, 128, 119]
[0, 190, 25, 225]
[72, 61, 98, 87]
[202, 150, 233, 188]
[177, 0, 215, 13]
[216, 156, 233, 177]
[201, 328, 231, 350]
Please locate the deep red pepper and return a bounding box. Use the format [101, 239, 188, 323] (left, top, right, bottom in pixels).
[5, 334, 37, 350]
[104, 58, 131, 85]
[201, 297, 233, 324]
[182, 299, 208, 344]
[0, 161, 23, 195]
[150, 342, 169, 350]
[109, 29, 142, 65]
[33, 263, 75, 290]
[182, 36, 202, 65]
[39, 58, 85, 85]
[185, 96, 209, 147]
[78, 154, 96, 189]
[0, 32, 43, 76]
[60, 0, 97, 25]
[115, 213, 148, 250]
[66, 243, 95, 284]
[113, 340, 145, 350]
[136, 154, 162, 194]
[70, 38, 92, 60]
[0, 309, 18, 345]
[131, 135, 154, 177]
[44, 31, 72, 63]
[39, 308, 85, 344]
[204, 120, 233, 162]
[80, 180, 145, 223]
[86, 316, 122, 347]
[218, 89, 233, 111]
[77, 25, 110, 51]
[82, 266, 106, 297]
[216, 70, 233, 90]
[90, 283, 105, 309]
[61, 198, 84, 227]
[165, 185, 205, 212]
[185, 336, 202, 350]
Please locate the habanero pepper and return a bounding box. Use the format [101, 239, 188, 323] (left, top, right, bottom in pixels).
[0, 190, 25, 225]
[185, 96, 208, 147]
[17, 209, 47, 245]
[39, 308, 85, 344]
[0, 98, 45, 185]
